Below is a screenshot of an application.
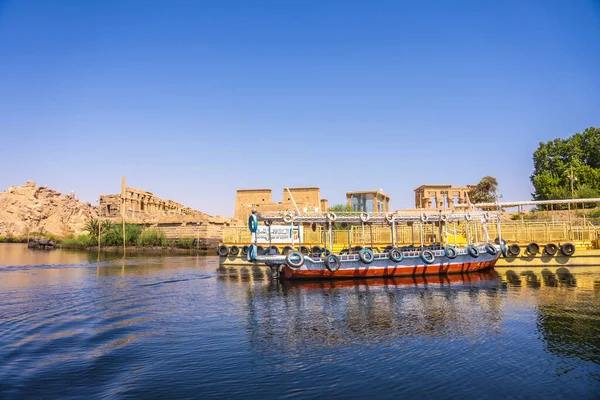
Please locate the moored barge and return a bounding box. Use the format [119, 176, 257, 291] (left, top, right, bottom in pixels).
[241, 210, 503, 279]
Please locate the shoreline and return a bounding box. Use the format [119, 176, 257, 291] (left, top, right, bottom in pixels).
[57, 244, 213, 255]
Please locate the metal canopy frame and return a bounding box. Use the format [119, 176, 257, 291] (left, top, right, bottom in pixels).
[254, 211, 500, 224]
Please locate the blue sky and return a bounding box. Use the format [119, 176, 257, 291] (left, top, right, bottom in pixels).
[1, 0, 599, 217]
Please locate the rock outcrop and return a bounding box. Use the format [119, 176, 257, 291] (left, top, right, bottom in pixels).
[0, 181, 97, 237]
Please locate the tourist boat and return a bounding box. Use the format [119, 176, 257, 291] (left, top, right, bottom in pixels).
[241, 210, 504, 280]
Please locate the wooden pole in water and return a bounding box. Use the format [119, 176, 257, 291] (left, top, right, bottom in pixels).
[98, 211, 101, 261]
[121, 176, 126, 258]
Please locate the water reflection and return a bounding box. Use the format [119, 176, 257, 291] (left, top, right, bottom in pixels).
[2, 245, 600, 399]
[494, 267, 600, 367]
[216, 270, 505, 351]
[216, 265, 600, 373]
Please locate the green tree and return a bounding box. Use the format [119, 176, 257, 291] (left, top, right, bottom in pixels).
[328, 204, 353, 213]
[531, 127, 600, 201]
[469, 176, 498, 203]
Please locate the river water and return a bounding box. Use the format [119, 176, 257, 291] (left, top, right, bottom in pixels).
[1, 243, 599, 399]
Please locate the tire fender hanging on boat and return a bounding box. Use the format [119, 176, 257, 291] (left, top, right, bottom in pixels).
[484, 243, 498, 255]
[445, 247, 457, 259]
[360, 212, 369, 222]
[544, 243, 558, 256]
[217, 244, 229, 257]
[285, 251, 305, 268]
[420, 250, 435, 264]
[420, 213, 429, 223]
[230, 245, 240, 256]
[324, 254, 341, 272]
[247, 244, 257, 262]
[283, 211, 295, 223]
[385, 212, 395, 224]
[388, 248, 404, 263]
[248, 214, 258, 233]
[508, 244, 521, 256]
[327, 212, 337, 222]
[527, 242, 540, 255]
[560, 242, 575, 256]
[467, 245, 480, 258]
[359, 248, 374, 264]
[269, 245, 281, 255]
[299, 245, 311, 255]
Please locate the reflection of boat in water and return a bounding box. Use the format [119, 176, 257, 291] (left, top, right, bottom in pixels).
[229, 270, 505, 350]
[281, 270, 500, 289]
[242, 211, 502, 279]
[496, 265, 600, 289]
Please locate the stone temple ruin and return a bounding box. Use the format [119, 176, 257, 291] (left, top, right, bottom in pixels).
[414, 184, 475, 209]
[99, 177, 210, 220]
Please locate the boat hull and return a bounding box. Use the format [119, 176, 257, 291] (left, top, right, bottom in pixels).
[279, 248, 500, 279]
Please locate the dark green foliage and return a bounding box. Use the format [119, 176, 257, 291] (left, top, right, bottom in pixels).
[101, 223, 142, 246]
[136, 229, 167, 247]
[531, 127, 600, 202]
[468, 176, 498, 204]
[61, 235, 95, 248]
[328, 204, 353, 212]
[62, 218, 201, 249]
[176, 238, 195, 249]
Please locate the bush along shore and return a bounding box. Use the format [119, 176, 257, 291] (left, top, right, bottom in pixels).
[1, 219, 212, 253]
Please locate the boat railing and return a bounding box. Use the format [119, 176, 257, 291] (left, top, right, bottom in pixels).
[222, 220, 600, 247]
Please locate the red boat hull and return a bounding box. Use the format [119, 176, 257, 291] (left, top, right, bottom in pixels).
[283, 259, 497, 279]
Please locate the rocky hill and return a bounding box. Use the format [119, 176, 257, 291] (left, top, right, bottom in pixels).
[0, 181, 97, 237]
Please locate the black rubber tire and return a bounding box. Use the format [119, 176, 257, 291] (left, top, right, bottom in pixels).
[485, 243, 498, 255]
[467, 245, 480, 258]
[359, 248, 374, 264]
[285, 251, 305, 268]
[388, 248, 404, 263]
[420, 250, 435, 264]
[544, 243, 558, 256]
[311, 246, 323, 254]
[445, 247, 457, 259]
[560, 242, 575, 256]
[494, 237, 507, 246]
[230, 245, 240, 256]
[508, 244, 521, 256]
[527, 242, 539, 255]
[241, 245, 249, 256]
[256, 245, 265, 256]
[299, 245, 311, 255]
[217, 244, 229, 257]
[324, 254, 341, 272]
[269, 245, 281, 255]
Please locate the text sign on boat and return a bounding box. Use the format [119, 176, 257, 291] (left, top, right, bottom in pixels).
[256, 226, 303, 244]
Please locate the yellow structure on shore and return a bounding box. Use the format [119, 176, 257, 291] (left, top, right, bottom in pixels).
[234, 187, 327, 222]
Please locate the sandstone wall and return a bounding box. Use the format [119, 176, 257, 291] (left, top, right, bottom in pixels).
[0, 181, 97, 237]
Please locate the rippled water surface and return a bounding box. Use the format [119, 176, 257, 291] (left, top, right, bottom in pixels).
[1, 243, 600, 399]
